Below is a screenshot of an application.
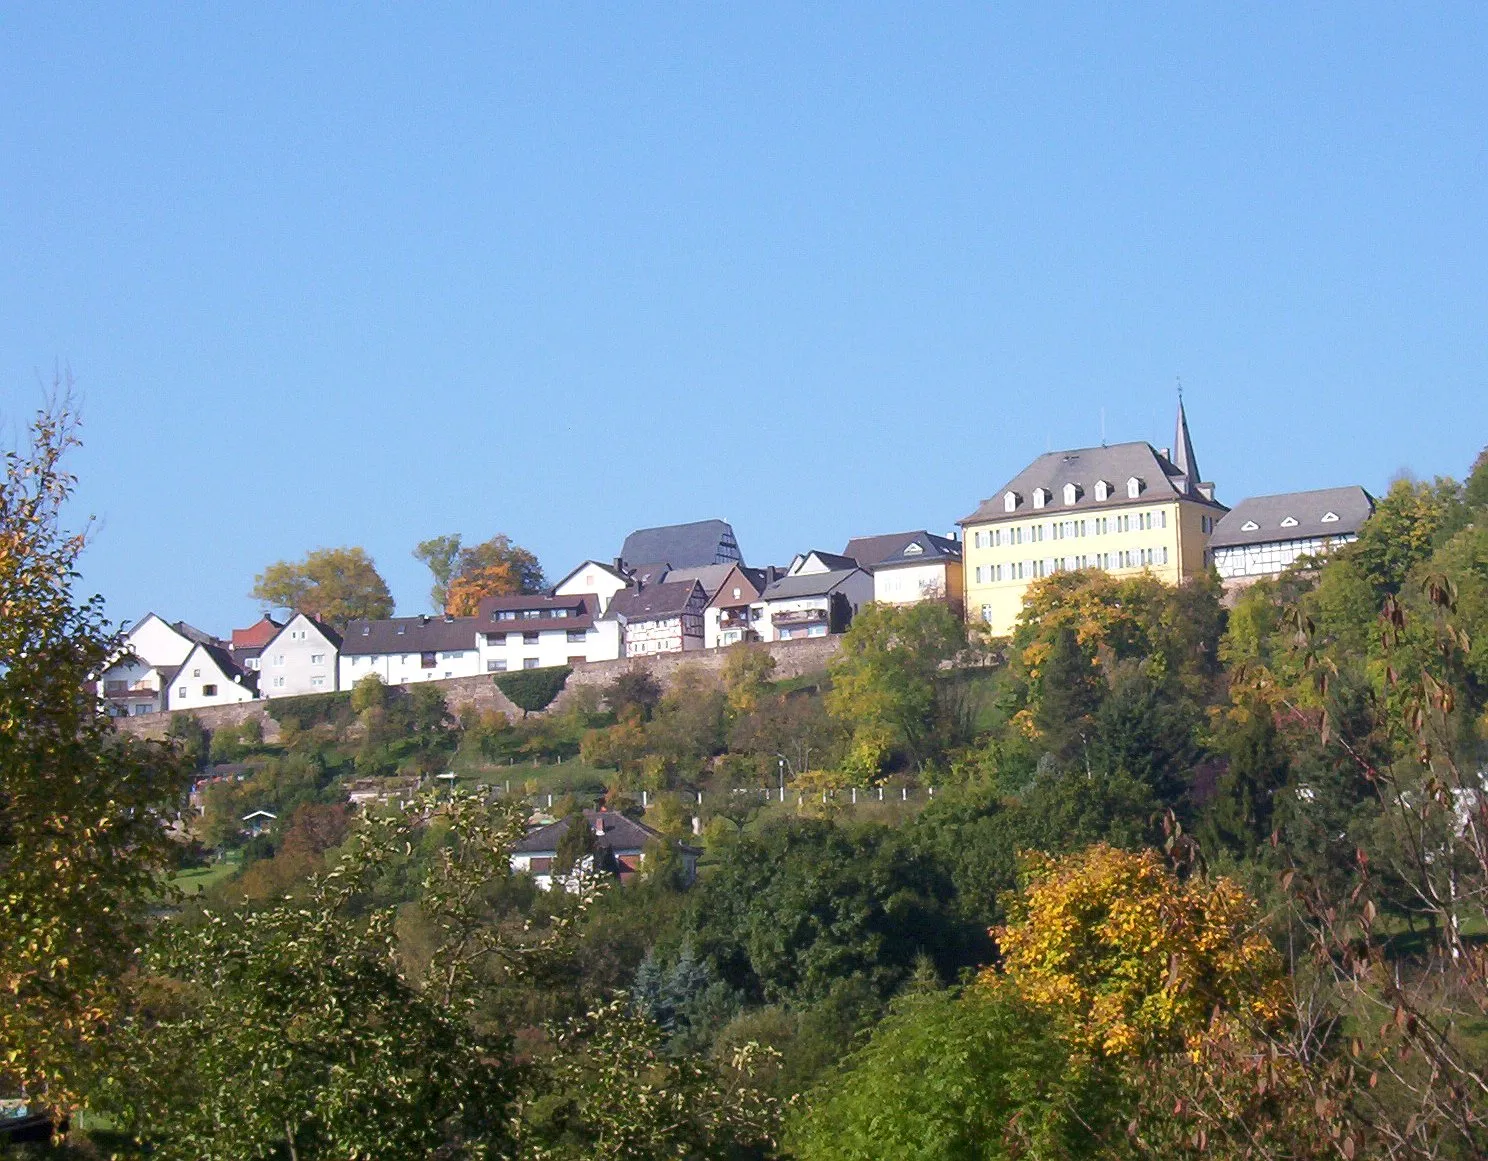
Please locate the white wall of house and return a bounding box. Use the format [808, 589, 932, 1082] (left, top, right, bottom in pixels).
[623, 614, 705, 656]
[704, 605, 764, 648]
[872, 562, 949, 605]
[260, 614, 340, 697]
[126, 615, 198, 667]
[339, 647, 482, 688]
[168, 646, 257, 710]
[554, 563, 631, 615]
[1211, 534, 1358, 580]
[477, 625, 604, 672]
[754, 572, 874, 641]
[99, 656, 169, 715]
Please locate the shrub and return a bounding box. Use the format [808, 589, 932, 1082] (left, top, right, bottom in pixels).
[266, 690, 355, 732]
[494, 665, 571, 715]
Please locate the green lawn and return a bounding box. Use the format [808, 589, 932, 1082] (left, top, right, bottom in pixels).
[169, 859, 238, 896]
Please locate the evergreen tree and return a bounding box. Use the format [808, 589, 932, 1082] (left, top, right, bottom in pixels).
[1032, 625, 1104, 766]
[1201, 702, 1290, 860]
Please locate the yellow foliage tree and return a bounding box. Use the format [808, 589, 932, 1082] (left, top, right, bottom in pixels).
[445, 561, 520, 617]
[990, 844, 1286, 1060]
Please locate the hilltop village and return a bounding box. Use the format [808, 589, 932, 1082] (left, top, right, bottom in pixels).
[100, 400, 1373, 719]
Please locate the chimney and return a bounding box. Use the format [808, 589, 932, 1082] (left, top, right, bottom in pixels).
[593, 816, 606, 835]
[945, 530, 958, 542]
[1161, 447, 1170, 460]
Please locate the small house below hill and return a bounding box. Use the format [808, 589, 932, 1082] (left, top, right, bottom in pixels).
[511, 809, 699, 891]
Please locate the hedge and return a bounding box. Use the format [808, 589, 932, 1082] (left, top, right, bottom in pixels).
[494, 665, 572, 714]
[265, 690, 355, 731]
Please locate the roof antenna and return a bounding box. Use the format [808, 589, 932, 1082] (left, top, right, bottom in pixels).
[1100, 407, 1107, 447]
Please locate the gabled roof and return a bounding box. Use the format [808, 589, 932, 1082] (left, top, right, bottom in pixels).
[550, 560, 630, 592]
[758, 568, 866, 601]
[619, 519, 741, 570]
[843, 530, 961, 570]
[794, 550, 858, 573]
[627, 562, 671, 588]
[705, 564, 767, 609]
[341, 615, 480, 656]
[604, 580, 703, 622]
[513, 809, 698, 856]
[262, 612, 343, 653]
[656, 563, 737, 599]
[231, 615, 283, 649]
[126, 612, 222, 648]
[178, 641, 258, 693]
[959, 440, 1226, 525]
[1209, 486, 1374, 550]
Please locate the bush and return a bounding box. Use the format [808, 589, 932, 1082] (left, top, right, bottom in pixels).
[494, 665, 571, 715]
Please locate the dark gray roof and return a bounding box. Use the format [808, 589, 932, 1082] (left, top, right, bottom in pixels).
[182, 642, 258, 694]
[619, 519, 742, 570]
[1172, 399, 1201, 492]
[605, 580, 703, 622]
[959, 441, 1225, 525]
[660, 563, 739, 598]
[705, 565, 767, 608]
[341, 615, 480, 656]
[1209, 486, 1374, 550]
[476, 592, 599, 633]
[759, 568, 866, 601]
[843, 531, 961, 570]
[513, 809, 683, 855]
[798, 550, 858, 572]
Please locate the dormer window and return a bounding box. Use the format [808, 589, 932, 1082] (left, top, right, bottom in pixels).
[903, 542, 924, 556]
[1280, 516, 1299, 528]
[1094, 480, 1111, 502]
[1241, 519, 1259, 532]
[1032, 488, 1049, 509]
[1126, 477, 1144, 499]
[1004, 491, 1020, 513]
[1063, 483, 1082, 505]
[1321, 511, 1339, 523]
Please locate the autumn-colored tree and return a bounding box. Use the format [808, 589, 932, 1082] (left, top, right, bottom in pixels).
[252, 546, 394, 628]
[414, 533, 545, 614]
[0, 395, 192, 1108]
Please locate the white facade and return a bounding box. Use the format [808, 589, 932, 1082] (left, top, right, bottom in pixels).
[753, 569, 875, 642]
[99, 656, 171, 716]
[1211, 534, 1358, 581]
[478, 624, 606, 672]
[339, 646, 481, 687]
[168, 644, 259, 709]
[123, 614, 202, 667]
[259, 614, 341, 697]
[872, 562, 949, 605]
[624, 613, 704, 657]
[553, 561, 631, 615]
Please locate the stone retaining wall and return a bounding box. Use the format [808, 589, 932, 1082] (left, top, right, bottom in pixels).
[113, 636, 841, 740]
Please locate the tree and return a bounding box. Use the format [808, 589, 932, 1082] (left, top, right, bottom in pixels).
[826, 601, 966, 775]
[1028, 624, 1104, 765]
[415, 533, 545, 615]
[0, 395, 192, 1108]
[1200, 700, 1290, 860]
[252, 546, 394, 628]
[603, 668, 663, 720]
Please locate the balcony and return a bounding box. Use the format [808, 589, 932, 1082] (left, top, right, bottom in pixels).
[770, 607, 828, 627]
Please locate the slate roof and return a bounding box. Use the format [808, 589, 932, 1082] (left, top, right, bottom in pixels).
[513, 809, 699, 856]
[620, 519, 741, 569]
[341, 615, 480, 655]
[475, 593, 599, 634]
[799, 550, 859, 572]
[605, 580, 703, 622]
[263, 614, 344, 652]
[959, 441, 1226, 525]
[182, 642, 259, 694]
[706, 565, 768, 608]
[657, 563, 737, 599]
[1209, 486, 1374, 550]
[843, 531, 961, 570]
[759, 568, 866, 601]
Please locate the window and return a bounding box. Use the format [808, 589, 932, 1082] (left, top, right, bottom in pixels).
[192, 668, 201, 678]
[981, 604, 993, 623]
[1095, 480, 1111, 501]
[523, 631, 539, 644]
[420, 652, 436, 669]
[1158, 510, 1167, 529]
[1011, 526, 1023, 545]
[487, 632, 506, 644]
[496, 610, 517, 621]
[1031, 523, 1044, 542]
[521, 609, 542, 620]
[1240, 519, 1259, 532]
[273, 654, 285, 666]
[1033, 487, 1048, 508]
[732, 587, 742, 598]
[177, 686, 187, 699]
[552, 608, 568, 618]
[273, 676, 285, 688]
[567, 629, 586, 643]
[1160, 546, 1169, 564]
[310, 676, 326, 688]
[1093, 517, 1109, 535]
[1127, 477, 1143, 498]
[1280, 516, 1298, 528]
[903, 542, 923, 556]
[448, 651, 465, 659]
[488, 660, 507, 672]
[973, 531, 984, 549]
[1063, 483, 1081, 505]
[202, 684, 217, 697]
[992, 563, 1003, 581]
[1321, 511, 1340, 523]
[528, 857, 553, 874]
[523, 658, 540, 670]
[992, 528, 1002, 547]
[1004, 491, 1020, 512]
[808, 624, 828, 637]
[310, 653, 324, 664]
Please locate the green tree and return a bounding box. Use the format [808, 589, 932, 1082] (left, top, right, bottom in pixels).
[826, 601, 966, 775]
[252, 546, 394, 628]
[1030, 624, 1104, 765]
[789, 984, 1120, 1161]
[1200, 700, 1290, 860]
[603, 667, 663, 720]
[414, 532, 545, 614]
[0, 396, 192, 1107]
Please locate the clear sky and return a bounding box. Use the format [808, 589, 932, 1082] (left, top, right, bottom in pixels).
[4, 5, 1486, 633]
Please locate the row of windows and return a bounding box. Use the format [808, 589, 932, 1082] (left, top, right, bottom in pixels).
[486, 658, 543, 672]
[347, 651, 468, 667]
[971, 510, 1168, 548]
[491, 607, 572, 621]
[972, 546, 1170, 584]
[486, 630, 588, 645]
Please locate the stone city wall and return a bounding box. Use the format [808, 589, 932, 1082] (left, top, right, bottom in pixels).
[113, 635, 841, 740]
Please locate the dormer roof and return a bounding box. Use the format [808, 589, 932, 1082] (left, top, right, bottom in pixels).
[1209, 486, 1375, 550]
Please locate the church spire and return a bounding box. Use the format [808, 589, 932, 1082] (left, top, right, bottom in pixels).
[1172, 389, 1200, 488]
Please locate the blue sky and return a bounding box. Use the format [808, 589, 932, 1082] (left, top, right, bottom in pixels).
[3, 5, 1486, 632]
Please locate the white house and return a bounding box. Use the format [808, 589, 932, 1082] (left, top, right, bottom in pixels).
[1208, 486, 1375, 584]
[552, 560, 633, 615]
[167, 642, 260, 709]
[510, 809, 699, 891]
[753, 568, 874, 642]
[97, 613, 220, 716]
[258, 614, 342, 697]
[702, 565, 772, 648]
[605, 580, 706, 657]
[338, 615, 482, 687]
[843, 531, 964, 614]
[476, 592, 619, 672]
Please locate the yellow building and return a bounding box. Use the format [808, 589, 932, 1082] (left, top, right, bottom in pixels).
[958, 402, 1227, 636]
